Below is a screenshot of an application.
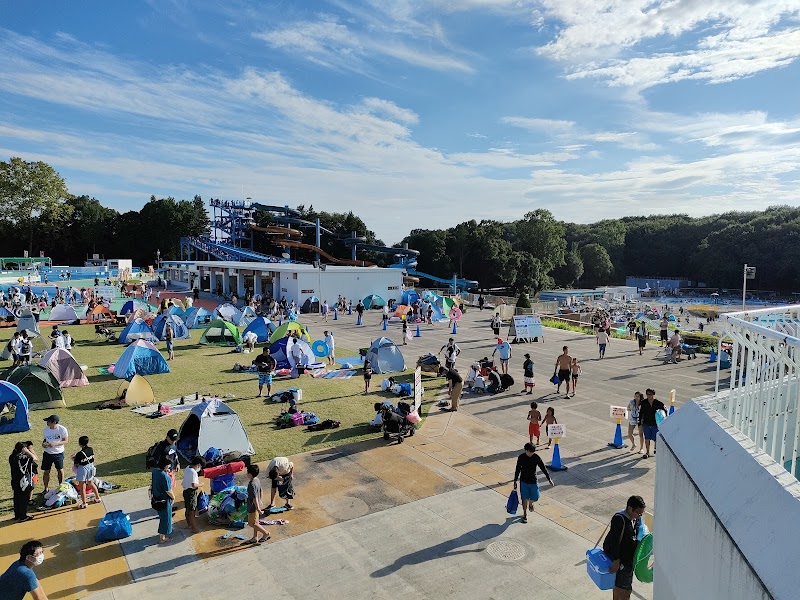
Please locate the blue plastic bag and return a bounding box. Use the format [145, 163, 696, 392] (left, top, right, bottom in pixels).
[506, 490, 519, 515]
[197, 491, 209, 514]
[211, 474, 235, 494]
[96, 510, 133, 543]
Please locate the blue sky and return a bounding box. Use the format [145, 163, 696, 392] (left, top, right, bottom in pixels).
[1, 1, 799, 244]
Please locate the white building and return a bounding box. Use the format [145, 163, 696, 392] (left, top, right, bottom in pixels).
[162, 260, 404, 306]
[655, 305, 800, 599]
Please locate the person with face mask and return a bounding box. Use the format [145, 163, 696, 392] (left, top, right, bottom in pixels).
[0, 540, 48, 600]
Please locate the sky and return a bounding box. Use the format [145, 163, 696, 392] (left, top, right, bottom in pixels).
[1, 1, 799, 244]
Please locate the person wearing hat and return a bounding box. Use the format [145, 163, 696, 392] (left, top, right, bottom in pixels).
[151, 429, 180, 489]
[41, 414, 68, 492]
[493, 338, 512, 375]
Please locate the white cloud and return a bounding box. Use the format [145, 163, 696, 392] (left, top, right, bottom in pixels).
[502, 116, 575, 131]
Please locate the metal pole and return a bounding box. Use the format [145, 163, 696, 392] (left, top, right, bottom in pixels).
[742, 263, 747, 311]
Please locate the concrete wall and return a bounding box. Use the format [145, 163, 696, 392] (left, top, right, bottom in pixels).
[272, 268, 403, 306]
[654, 400, 800, 600]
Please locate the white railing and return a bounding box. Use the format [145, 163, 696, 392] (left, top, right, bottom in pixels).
[709, 305, 800, 480]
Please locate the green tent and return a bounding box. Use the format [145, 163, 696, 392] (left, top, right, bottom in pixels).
[1, 365, 65, 410]
[199, 319, 242, 346]
[268, 321, 311, 345]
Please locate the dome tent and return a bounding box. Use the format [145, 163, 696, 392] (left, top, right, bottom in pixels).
[16, 309, 39, 334]
[1, 365, 65, 410]
[214, 303, 243, 324]
[0, 381, 30, 434]
[121, 299, 152, 315]
[236, 306, 258, 327]
[286, 337, 315, 368]
[113, 339, 170, 380]
[365, 337, 406, 374]
[118, 318, 157, 344]
[268, 321, 310, 345]
[242, 317, 276, 343]
[300, 296, 320, 314]
[38, 348, 88, 387]
[363, 294, 385, 309]
[152, 313, 191, 341]
[182, 307, 213, 329]
[167, 304, 186, 318]
[400, 290, 420, 306]
[49, 304, 80, 322]
[176, 398, 254, 461]
[199, 319, 242, 346]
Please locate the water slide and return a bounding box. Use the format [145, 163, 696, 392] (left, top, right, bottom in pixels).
[402, 267, 479, 291]
[271, 238, 375, 267]
[249, 224, 303, 237]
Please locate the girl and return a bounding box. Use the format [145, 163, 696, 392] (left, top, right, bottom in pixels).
[542, 407, 558, 449]
[628, 391, 644, 453]
[570, 358, 582, 397]
[522, 353, 535, 394]
[527, 402, 542, 446]
[363, 359, 373, 394]
[73, 436, 101, 509]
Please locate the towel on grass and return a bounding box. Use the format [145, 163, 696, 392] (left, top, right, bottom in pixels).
[322, 369, 357, 379]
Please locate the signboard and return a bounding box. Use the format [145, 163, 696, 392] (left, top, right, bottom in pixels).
[94, 285, 115, 299]
[414, 366, 422, 411]
[610, 406, 629, 420]
[547, 424, 565, 438]
[510, 314, 544, 342]
[301, 289, 315, 294]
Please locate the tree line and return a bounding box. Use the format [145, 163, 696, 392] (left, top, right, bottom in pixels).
[2, 157, 798, 293]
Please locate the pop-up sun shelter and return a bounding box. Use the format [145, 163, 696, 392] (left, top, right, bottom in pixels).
[1, 365, 65, 410]
[39, 348, 88, 387]
[16, 309, 39, 334]
[242, 317, 276, 343]
[121, 299, 151, 315]
[90, 305, 113, 320]
[199, 319, 242, 346]
[176, 398, 254, 460]
[182, 307, 213, 329]
[268, 321, 310, 344]
[49, 304, 80, 322]
[214, 303, 243, 324]
[0, 380, 30, 434]
[365, 337, 406, 374]
[400, 290, 420, 306]
[167, 304, 186, 318]
[113, 339, 170, 380]
[118, 318, 157, 344]
[300, 297, 320, 314]
[152, 313, 191, 341]
[286, 337, 315, 367]
[115, 374, 154, 406]
[363, 294, 385, 309]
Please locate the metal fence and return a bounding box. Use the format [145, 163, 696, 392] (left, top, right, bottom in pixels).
[707, 305, 800, 479]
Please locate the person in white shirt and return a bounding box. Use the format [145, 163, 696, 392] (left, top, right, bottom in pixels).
[41, 414, 68, 491]
[18, 333, 32, 366]
[182, 456, 204, 534]
[62, 330, 73, 350]
[324, 330, 335, 365]
[596, 328, 610, 359]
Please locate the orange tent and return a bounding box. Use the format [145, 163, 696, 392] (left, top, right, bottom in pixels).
[91, 305, 113, 321]
[393, 305, 411, 317]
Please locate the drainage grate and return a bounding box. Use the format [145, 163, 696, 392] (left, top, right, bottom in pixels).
[486, 540, 527, 562]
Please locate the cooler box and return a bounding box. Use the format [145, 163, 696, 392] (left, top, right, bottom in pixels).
[586, 548, 616, 590]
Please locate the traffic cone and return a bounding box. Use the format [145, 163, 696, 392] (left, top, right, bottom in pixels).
[452, 321, 458, 334]
[415, 325, 421, 337]
[669, 404, 675, 416]
[708, 348, 716, 362]
[548, 439, 568, 471]
[333, 309, 338, 321]
[356, 313, 362, 326]
[608, 419, 626, 449]
[382, 319, 387, 330]
[668, 388, 676, 415]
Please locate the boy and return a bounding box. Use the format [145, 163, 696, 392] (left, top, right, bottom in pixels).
[570, 358, 582, 397]
[243, 464, 270, 545]
[522, 353, 535, 394]
[182, 456, 205, 533]
[527, 402, 541, 446]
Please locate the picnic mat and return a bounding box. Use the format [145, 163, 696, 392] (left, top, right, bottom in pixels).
[131, 396, 223, 416]
[322, 369, 357, 379]
[337, 355, 364, 366]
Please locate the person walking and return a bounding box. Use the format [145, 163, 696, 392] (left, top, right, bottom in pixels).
[603, 495, 646, 600]
[638, 389, 665, 458]
[6, 332, 20, 367]
[570, 358, 582, 397]
[243, 464, 270, 545]
[182, 455, 204, 534]
[627, 392, 644, 453]
[164, 322, 174, 360]
[659, 317, 669, 347]
[402, 317, 408, 345]
[596, 327, 610, 359]
[493, 338, 512, 374]
[527, 402, 541, 446]
[0, 540, 48, 600]
[73, 436, 101, 509]
[554, 346, 572, 398]
[439, 338, 461, 371]
[542, 407, 558, 448]
[18, 332, 31, 366]
[363, 359, 373, 394]
[151, 456, 175, 543]
[41, 414, 68, 492]
[491, 312, 502, 337]
[252, 348, 276, 397]
[636, 321, 648, 356]
[521, 353, 535, 394]
[513, 442, 554, 523]
[9, 441, 37, 522]
[321, 300, 329, 322]
[478, 295, 485, 310]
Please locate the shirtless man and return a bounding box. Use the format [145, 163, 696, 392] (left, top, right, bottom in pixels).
[554, 346, 573, 398]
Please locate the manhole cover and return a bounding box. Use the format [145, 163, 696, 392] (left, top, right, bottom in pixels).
[486, 540, 527, 562]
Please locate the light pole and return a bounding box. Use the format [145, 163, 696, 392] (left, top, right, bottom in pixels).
[742, 264, 756, 310]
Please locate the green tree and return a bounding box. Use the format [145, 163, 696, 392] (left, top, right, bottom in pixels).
[581, 243, 614, 285]
[0, 157, 72, 254]
[401, 229, 451, 277]
[509, 209, 566, 276]
[552, 243, 584, 287]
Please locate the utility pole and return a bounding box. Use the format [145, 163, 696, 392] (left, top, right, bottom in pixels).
[742, 264, 756, 310]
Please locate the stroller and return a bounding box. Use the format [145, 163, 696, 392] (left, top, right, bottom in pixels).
[380, 401, 416, 444]
[94, 324, 118, 342]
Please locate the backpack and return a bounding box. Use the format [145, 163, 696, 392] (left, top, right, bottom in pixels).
[203, 447, 223, 466]
[145, 442, 160, 470]
[20, 340, 31, 354]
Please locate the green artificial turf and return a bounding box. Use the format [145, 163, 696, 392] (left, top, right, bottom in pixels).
[0, 324, 444, 516]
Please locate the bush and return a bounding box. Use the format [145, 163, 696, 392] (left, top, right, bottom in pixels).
[516, 292, 531, 309]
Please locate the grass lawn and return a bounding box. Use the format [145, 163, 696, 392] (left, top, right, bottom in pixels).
[0, 323, 445, 516]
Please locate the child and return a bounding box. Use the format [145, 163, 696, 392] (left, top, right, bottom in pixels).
[182, 456, 205, 533]
[570, 358, 582, 397]
[243, 464, 270, 546]
[73, 436, 101, 509]
[527, 402, 542, 446]
[402, 317, 408, 345]
[363, 359, 373, 394]
[522, 353, 535, 394]
[542, 407, 558, 448]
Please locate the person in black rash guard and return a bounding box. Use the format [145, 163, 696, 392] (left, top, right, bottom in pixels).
[603, 495, 645, 600]
[638, 389, 666, 459]
[513, 443, 554, 523]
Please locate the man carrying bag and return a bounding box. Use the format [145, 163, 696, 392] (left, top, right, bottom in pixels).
[603, 495, 646, 600]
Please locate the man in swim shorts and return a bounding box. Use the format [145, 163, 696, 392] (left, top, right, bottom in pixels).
[554, 346, 572, 398]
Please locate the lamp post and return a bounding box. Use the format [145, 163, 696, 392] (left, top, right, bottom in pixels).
[742, 264, 756, 310]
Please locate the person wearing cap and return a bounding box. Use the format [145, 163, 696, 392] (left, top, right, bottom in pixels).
[41, 415, 68, 492]
[492, 338, 512, 375]
[151, 429, 180, 488]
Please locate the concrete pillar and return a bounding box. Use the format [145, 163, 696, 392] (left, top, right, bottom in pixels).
[237, 271, 246, 298]
[254, 273, 263, 297]
[209, 270, 217, 294]
[222, 270, 231, 296]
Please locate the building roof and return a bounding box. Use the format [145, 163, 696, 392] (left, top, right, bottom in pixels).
[162, 260, 393, 274]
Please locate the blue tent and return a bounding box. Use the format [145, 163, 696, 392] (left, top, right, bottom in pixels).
[268, 338, 290, 369]
[118, 318, 158, 344]
[121, 299, 152, 315]
[428, 302, 445, 322]
[152, 313, 191, 341]
[363, 294, 385, 309]
[242, 317, 276, 343]
[0, 306, 15, 318]
[236, 306, 258, 327]
[182, 307, 213, 329]
[114, 339, 170, 380]
[0, 380, 30, 434]
[167, 304, 186, 317]
[400, 290, 420, 306]
[214, 303, 242, 323]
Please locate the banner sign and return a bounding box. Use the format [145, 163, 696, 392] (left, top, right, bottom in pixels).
[510, 314, 544, 342]
[547, 424, 565, 438]
[94, 285, 115, 299]
[610, 406, 629, 420]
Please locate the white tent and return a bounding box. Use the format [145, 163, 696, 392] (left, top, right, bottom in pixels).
[365, 337, 406, 374]
[49, 304, 80, 322]
[286, 337, 316, 367]
[176, 398, 255, 460]
[16, 309, 39, 334]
